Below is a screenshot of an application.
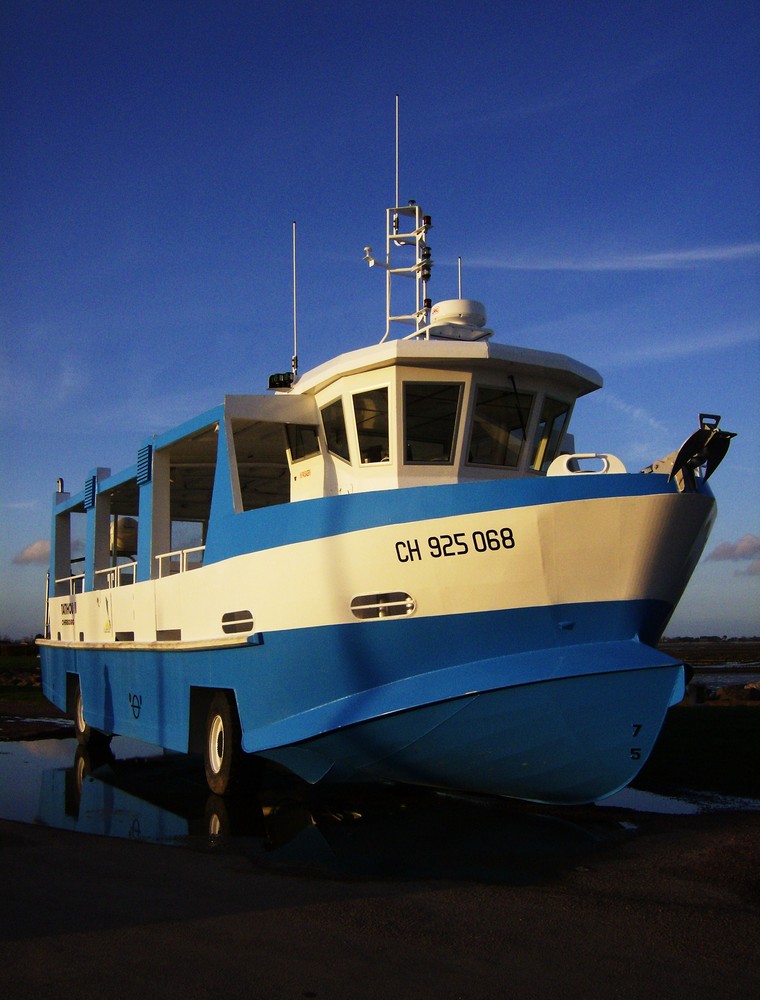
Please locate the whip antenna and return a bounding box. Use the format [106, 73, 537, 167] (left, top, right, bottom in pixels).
[292, 220, 298, 380]
[395, 94, 399, 208]
[266, 221, 301, 389]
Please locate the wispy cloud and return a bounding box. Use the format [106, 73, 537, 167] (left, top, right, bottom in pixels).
[499, 301, 759, 374]
[602, 323, 760, 370]
[437, 44, 683, 130]
[468, 243, 760, 273]
[601, 392, 669, 435]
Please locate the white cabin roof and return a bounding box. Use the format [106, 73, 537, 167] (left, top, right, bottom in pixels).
[292, 337, 603, 398]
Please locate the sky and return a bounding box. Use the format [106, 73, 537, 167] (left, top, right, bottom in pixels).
[1, 0, 758, 639]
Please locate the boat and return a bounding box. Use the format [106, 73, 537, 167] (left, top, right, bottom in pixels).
[38, 198, 735, 804]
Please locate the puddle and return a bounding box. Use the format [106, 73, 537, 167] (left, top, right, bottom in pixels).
[599, 785, 760, 815]
[1, 735, 758, 882]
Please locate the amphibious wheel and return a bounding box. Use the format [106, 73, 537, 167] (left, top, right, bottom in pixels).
[71, 678, 112, 750]
[204, 692, 245, 795]
[205, 795, 231, 836]
[72, 680, 91, 746]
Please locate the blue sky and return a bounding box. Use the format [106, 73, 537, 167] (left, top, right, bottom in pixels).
[1, 0, 758, 638]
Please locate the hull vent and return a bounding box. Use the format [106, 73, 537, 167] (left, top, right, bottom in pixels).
[350, 592, 416, 620]
[221, 610, 254, 634]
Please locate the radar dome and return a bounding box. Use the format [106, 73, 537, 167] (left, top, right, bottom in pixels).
[430, 299, 487, 327]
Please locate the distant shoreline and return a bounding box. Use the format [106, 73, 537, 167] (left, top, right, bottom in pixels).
[2, 636, 759, 662]
[659, 638, 760, 666]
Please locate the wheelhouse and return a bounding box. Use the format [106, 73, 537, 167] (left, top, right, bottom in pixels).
[48, 336, 601, 621]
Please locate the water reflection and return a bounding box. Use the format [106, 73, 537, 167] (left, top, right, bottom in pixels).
[2, 736, 757, 882]
[1, 737, 625, 883]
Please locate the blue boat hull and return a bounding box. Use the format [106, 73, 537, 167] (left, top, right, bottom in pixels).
[40, 596, 684, 804]
[261, 659, 682, 804]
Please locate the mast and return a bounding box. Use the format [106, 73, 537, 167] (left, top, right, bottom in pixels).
[363, 96, 434, 341]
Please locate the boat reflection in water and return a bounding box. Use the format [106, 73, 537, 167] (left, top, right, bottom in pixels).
[36, 740, 629, 883]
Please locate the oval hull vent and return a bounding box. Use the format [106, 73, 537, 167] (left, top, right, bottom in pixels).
[221, 610, 254, 634]
[350, 592, 416, 620]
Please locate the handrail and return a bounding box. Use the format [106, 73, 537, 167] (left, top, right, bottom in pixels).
[54, 573, 84, 595]
[546, 452, 627, 476]
[95, 563, 137, 588]
[44, 571, 50, 638]
[155, 545, 205, 578]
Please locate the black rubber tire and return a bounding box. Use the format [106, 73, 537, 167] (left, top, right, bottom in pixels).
[204, 692, 245, 795]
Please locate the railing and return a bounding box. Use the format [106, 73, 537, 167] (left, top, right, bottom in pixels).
[94, 563, 137, 589]
[54, 573, 84, 596]
[155, 545, 205, 578]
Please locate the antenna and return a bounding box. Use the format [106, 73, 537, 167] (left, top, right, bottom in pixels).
[458, 257, 462, 298]
[266, 221, 300, 390]
[395, 94, 399, 208]
[292, 220, 298, 381]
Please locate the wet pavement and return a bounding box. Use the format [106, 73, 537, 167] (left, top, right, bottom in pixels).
[2, 726, 759, 1000]
[1, 730, 758, 884]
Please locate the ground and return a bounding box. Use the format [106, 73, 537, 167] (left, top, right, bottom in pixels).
[1, 643, 759, 998]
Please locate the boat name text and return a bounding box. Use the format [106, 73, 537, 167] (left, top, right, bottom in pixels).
[395, 528, 515, 563]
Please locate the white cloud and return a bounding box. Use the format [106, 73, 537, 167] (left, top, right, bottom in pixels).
[13, 539, 50, 565]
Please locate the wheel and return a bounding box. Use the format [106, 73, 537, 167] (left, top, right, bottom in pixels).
[204, 692, 245, 795]
[205, 794, 231, 836]
[71, 678, 112, 750]
[72, 681, 91, 746]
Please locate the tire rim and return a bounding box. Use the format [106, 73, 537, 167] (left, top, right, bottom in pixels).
[75, 692, 85, 734]
[75, 753, 86, 793]
[208, 713, 225, 774]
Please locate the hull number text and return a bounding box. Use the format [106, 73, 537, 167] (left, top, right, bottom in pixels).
[395, 528, 515, 563]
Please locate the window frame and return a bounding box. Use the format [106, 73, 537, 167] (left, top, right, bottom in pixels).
[352, 385, 392, 465]
[465, 383, 535, 469]
[320, 397, 352, 464]
[530, 396, 572, 473]
[285, 423, 321, 463]
[402, 380, 464, 466]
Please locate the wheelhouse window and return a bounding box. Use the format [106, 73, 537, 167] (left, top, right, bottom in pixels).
[404, 382, 462, 464]
[286, 424, 320, 461]
[321, 398, 350, 462]
[467, 385, 533, 468]
[353, 388, 389, 464]
[530, 397, 571, 472]
[231, 419, 290, 511]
